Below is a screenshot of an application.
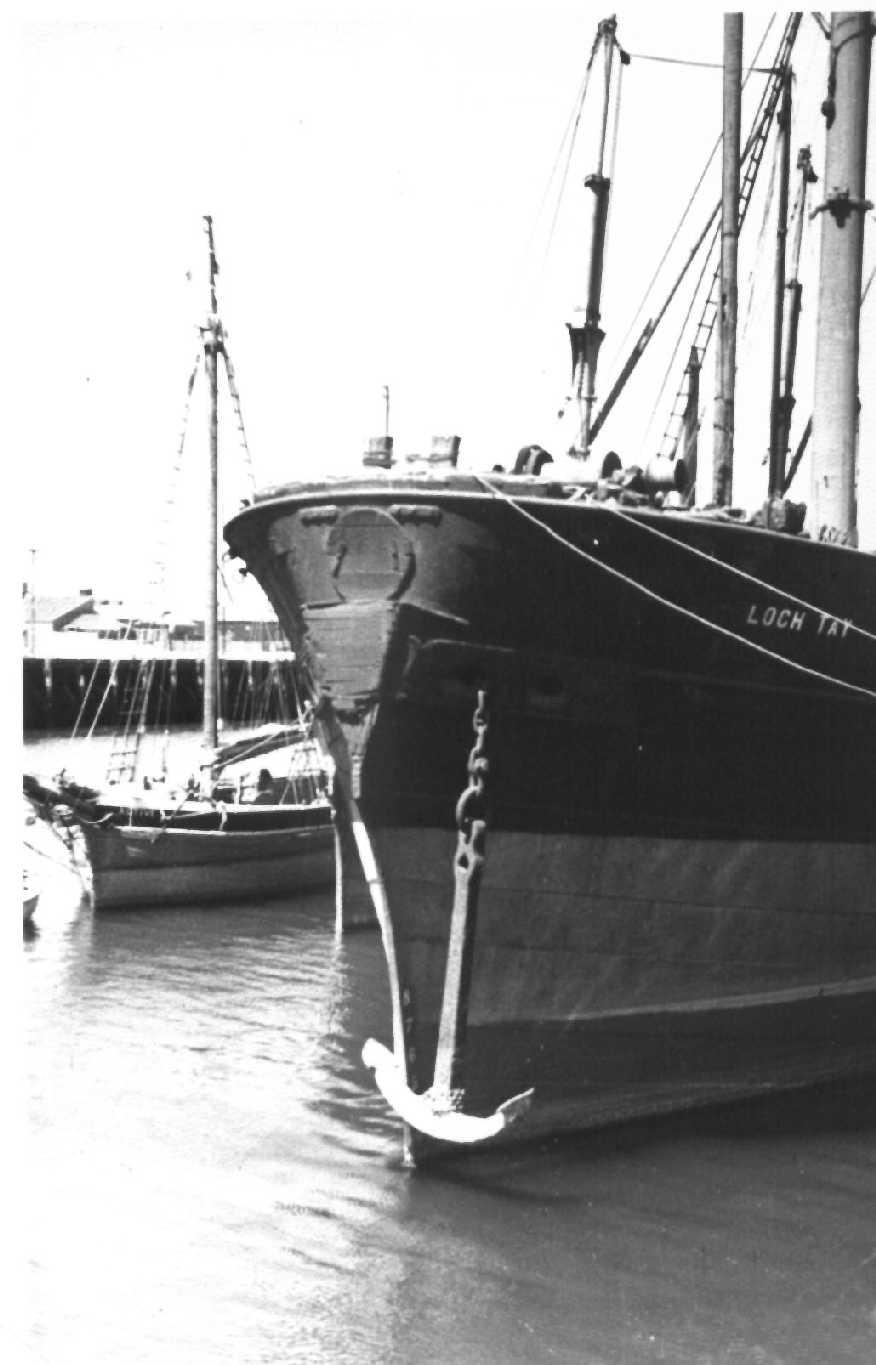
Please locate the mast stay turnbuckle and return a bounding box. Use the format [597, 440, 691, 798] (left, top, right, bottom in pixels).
[362, 690, 534, 1146]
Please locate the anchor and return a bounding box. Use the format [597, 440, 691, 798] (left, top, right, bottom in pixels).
[362, 691, 534, 1146]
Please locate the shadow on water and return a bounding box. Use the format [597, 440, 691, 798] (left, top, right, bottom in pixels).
[21, 788, 876, 1364]
[412, 1071, 876, 1188]
[373, 1075, 876, 1365]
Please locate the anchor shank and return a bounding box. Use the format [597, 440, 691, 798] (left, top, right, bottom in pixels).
[431, 820, 485, 1106]
[360, 690, 534, 1153]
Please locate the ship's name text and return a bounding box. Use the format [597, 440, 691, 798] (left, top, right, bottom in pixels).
[745, 604, 852, 637]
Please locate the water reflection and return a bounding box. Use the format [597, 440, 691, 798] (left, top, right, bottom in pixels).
[23, 734, 876, 1364]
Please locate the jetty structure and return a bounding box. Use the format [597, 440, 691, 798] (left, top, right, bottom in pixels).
[22, 601, 296, 735]
[224, 14, 876, 1161]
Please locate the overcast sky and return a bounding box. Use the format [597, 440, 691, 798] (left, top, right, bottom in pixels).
[10, 3, 875, 615]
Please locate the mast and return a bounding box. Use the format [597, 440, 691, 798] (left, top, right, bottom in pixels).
[200, 216, 222, 786]
[810, 11, 873, 547]
[712, 12, 743, 507]
[567, 16, 627, 458]
[776, 145, 818, 478]
[768, 66, 793, 501]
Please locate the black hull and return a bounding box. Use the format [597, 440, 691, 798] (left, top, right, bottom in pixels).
[406, 980, 876, 1152]
[225, 475, 876, 1159]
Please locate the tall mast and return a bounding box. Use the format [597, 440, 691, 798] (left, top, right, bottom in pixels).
[810, 11, 873, 547]
[776, 145, 818, 478]
[712, 12, 743, 507]
[768, 66, 793, 501]
[567, 16, 626, 459]
[200, 215, 222, 786]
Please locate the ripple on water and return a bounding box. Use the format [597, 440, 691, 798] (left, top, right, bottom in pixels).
[23, 732, 876, 1365]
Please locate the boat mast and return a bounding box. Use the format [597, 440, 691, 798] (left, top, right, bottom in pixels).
[767, 66, 793, 502]
[201, 216, 221, 787]
[810, 11, 873, 548]
[774, 144, 818, 489]
[712, 12, 743, 507]
[567, 16, 626, 459]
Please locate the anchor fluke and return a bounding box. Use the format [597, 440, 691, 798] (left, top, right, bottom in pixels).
[361, 692, 535, 1152]
[362, 1038, 534, 1146]
[496, 1088, 535, 1126]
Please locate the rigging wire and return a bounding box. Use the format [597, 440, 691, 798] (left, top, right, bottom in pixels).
[541, 32, 602, 266]
[650, 15, 803, 462]
[69, 351, 201, 749]
[148, 348, 203, 613]
[68, 616, 137, 745]
[472, 474, 876, 701]
[641, 220, 721, 451]
[625, 52, 778, 74]
[72, 315, 262, 761]
[524, 64, 593, 263]
[221, 345, 257, 495]
[606, 503, 876, 647]
[604, 15, 777, 377]
[69, 656, 109, 745]
[589, 197, 722, 448]
[599, 34, 626, 297]
[742, 19, 826, 473]
[738, 121, 781, 352]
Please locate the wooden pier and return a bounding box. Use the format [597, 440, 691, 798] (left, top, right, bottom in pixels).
[22, 650, 299, 734]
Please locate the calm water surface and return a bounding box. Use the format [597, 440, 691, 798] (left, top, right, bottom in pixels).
[23, 735, 876, 1364]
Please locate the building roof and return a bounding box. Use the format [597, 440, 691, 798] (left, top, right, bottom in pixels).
[27, 594, 96, 628]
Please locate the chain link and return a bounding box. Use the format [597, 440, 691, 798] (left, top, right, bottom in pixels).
[454, 689, 489, 833]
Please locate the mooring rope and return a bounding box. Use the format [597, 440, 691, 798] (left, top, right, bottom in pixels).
[605, 503, 876, 646]
[472, 474, 876, 702]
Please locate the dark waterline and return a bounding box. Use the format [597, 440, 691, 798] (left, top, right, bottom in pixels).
[23, 738, 876, 1364]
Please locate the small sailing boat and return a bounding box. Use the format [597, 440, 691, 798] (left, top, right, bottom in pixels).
[25, 219, 335, 911]
[224, 14, 876, 1162]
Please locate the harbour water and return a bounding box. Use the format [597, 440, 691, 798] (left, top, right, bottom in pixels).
[22, 734, 876, 1364]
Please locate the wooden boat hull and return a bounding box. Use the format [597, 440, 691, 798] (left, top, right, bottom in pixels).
[80, 808, 335, 911]
[225, 477, 876, 1158]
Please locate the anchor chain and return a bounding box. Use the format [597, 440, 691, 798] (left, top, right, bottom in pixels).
[361, 685, 534, 1148]
[430, 690, 490, 1112]
[454, 689, 490, 844]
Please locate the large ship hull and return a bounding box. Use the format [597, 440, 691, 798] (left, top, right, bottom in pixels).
[225, 475, 876, 1159]
[373, 825, 876, 1152]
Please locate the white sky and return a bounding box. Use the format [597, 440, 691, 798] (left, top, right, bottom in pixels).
[9, 2, 876, 616]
